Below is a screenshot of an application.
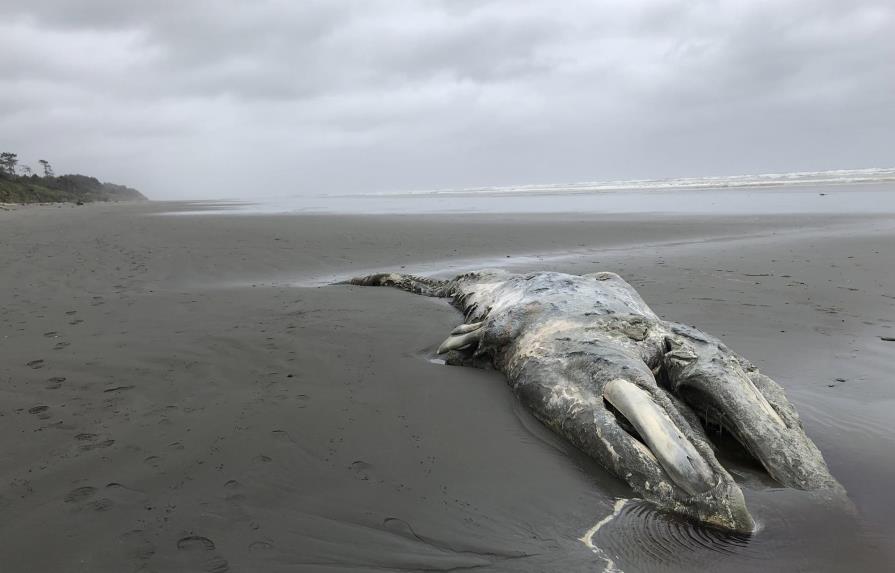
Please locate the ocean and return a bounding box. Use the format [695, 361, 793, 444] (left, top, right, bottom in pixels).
[168, 167, 895, 216]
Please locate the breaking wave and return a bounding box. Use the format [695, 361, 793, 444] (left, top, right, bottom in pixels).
[371, 167, 895, 197]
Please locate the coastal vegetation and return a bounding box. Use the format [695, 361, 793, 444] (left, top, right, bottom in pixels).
[0, 152, 146, 204]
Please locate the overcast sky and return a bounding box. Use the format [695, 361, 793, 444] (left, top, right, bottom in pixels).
[1, 1, 892, 199]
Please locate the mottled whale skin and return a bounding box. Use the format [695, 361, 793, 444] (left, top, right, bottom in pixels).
[344, 270, 844, 532]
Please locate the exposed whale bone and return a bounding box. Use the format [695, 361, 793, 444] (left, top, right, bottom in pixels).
[342, 270, 844, 532]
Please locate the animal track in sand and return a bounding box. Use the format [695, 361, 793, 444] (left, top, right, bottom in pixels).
[46, 376, 66, 389]
[26, 359, 45, 369]
[53, 341, 70, 350]
[75, 433, 98, 441]
[28, 405, 49, 415]
[43, 331, 58, 338]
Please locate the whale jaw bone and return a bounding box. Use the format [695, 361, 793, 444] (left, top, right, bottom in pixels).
[604, 378, 716, 497]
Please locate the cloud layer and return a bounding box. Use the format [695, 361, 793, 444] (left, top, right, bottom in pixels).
[2, 0, 892, 199]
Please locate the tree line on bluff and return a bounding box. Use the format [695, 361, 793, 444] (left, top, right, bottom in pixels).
[0, 152, 146, 204]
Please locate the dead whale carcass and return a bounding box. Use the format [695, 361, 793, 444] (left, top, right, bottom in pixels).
[343, 270, 844, 532]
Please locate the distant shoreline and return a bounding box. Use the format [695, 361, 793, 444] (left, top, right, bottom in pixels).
[0, 199, 148, 211]
[0, 171, 147, 205]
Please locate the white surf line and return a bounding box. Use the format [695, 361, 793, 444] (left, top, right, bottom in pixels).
[351, 167, 895, 197]
[579, 498, 631, 573]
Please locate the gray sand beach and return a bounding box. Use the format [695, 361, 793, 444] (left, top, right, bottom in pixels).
[1, 201, 893, 572]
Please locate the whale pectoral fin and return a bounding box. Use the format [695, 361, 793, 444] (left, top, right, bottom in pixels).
[450, 321, 485, 335]
[436, 329, 484, 354]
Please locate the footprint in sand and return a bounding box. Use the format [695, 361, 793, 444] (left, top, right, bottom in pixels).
[104, 482, 146, 505]
[87, 498, 114, 511]
[53, 341, 70, 350]
[64, 486, 96, 503]
[176, 535, 229, 573]
[69, 319, 84, 325]
[222, 480, 245, 503]
[26, 359, 45, 369]
[350, 460, 373, 481]
[43, 331, 58, 338]
[177, 536, 216, 551]
[79, 439, 115, 451]
[248, 540, 274, 553]
[103, 385, 134, 393]
[46, 376, 66, 389]
[28, 405, 49, 415]
[120, 529, 157, 561]
[270, 429, 295, 444]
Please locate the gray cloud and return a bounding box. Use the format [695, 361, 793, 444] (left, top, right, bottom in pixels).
[1, 0, 892, 199]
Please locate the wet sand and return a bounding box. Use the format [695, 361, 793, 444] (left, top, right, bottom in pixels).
[1, 202, 893, 572]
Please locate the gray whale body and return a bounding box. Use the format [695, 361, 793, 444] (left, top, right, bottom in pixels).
[344, 270, 844, 532]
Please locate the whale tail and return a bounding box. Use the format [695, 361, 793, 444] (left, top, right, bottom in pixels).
[338, 273, 452, 297]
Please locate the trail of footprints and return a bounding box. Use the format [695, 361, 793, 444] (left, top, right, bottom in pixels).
[21, 306, 279, 571]
[61, 484, 233, 571]
[174, 534, 230, 573]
